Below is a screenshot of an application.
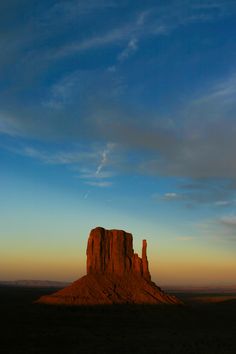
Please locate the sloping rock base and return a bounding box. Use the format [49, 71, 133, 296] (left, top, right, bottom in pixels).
[37, 227, 181, 305]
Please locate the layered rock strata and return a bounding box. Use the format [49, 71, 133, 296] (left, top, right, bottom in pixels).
[86, 228, 151, 280]
[37, 227, 181, 305]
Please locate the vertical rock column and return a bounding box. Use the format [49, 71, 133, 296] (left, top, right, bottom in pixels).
[142, 240, 151, 281]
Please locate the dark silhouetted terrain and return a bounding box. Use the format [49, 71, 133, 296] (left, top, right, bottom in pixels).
[0, 280, 69, 287]
[1, 285, 236, 354]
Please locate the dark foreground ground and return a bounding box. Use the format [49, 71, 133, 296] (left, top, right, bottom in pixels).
[1, 286, 236, 354]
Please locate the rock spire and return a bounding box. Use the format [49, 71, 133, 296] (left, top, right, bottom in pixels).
[37, 227, 181, 305]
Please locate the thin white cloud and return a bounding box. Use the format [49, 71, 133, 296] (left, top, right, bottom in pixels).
[50, 1, 232, 60]
[48, 9, 167, 60]
[220, 215, 236, 227]
[47, 0, 117, 20]
[118, 38, 138, 62]
[42, 73, 79, 109]
[152, 180, 236, 207]
[196, 216, 236, 244]
[163, 192, 180, 200]
[20, 146, 96, 165]
[1, 0, 235, 72]
[193, 74, 236, 105]
[153, 192, 184, 202]
[214, 201, 233, 207]
[85, 181, 113, 187]
[3, 140, 118, 189]
[0, 113, 24, 137]
[79, 170, 113, 179]
[192, 1, 234, 11]
[50, 24, 133, 59]
[1, 2, 236, 186]
[80, 143, 115, 188]
[136, 9, 152, 26]
[95, 143, 115, 177]
[199, 213, 236, 243]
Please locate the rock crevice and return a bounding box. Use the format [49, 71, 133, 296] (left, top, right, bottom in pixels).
[86, 227, 151, 281]
[37, 227, 181, 305]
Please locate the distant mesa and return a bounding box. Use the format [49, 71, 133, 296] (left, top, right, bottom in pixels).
[0, 280, 69, 288]
[37, 227, 181, 305]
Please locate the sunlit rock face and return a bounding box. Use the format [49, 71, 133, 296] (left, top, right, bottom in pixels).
[86, 227, 151, 281]
[37, 227, 181, 305]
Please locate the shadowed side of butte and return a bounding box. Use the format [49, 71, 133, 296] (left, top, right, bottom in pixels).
[37, 227, 181, 305]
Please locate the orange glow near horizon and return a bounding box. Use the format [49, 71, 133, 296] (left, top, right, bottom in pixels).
[1, 239, 236, 286]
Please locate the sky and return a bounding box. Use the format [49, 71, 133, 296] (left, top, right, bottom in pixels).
[1, 0, 236, 286]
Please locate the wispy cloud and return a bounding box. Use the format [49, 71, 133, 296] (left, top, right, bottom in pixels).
[192, 74, 236, 105]
[193, 213, 236, 245]
[43, 0, 117, 23]
[85, 181, 113, 187]
[42, 5, 168, 62]
[95, 143, 114, 176]
[220, 215, 236, 228]
[42, 73, 81, 109]
[118, 38, 138, 62]
[138, 71, 236, 180]
[2, 71, 236, 183]
[1, 2, 236, 189]
[49, 23, 135, 59]
[79, 143, 116, 188]
[45, 1, 234, 60]
[214, 200, 233, 207]
[152, 192, 184, 202]
[0, 0, 235, 75]
[153, 178, 236, 208]
[0, 113, 24, 137]
[19, 146, 96, 165]
[75, 143, 116, 196]
[8, 142, 117, 188]
[201, 213, 236, 243]
[162, 192, 182, 201]
[79, 170, 113, 180]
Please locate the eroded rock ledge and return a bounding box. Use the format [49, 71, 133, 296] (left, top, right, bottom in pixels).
[37, 227, 181, 305]
[87, 227, 151, 281]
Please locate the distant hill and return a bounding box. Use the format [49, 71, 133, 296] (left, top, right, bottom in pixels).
[163, 285, 236, 294]
[1, 280, 235, 293]
[0, 280, 69, 288]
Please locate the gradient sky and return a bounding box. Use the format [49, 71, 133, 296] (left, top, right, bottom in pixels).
[1, 0, 236, 286]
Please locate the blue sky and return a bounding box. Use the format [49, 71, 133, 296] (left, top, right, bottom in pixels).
[1, 0, 236, 285]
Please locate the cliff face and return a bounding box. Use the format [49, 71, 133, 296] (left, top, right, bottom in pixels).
[37, 227, 181, 305]
[86, 227, 151, 281]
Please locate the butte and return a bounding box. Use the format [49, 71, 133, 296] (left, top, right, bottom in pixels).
[37, 227, 181, 305]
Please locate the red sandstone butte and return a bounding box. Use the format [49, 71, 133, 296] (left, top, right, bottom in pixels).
[37, 227, 181, 305]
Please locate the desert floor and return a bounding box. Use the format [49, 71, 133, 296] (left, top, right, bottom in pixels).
[1, 286, 236, 354]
